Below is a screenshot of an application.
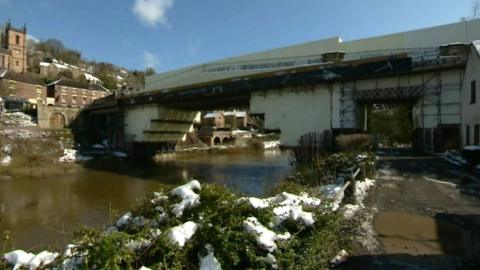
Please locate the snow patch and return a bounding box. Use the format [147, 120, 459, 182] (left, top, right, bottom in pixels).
[171, 180, 201, 217]
[1, 155, 11, 166]
[263, 140, 280, 149]
[3, 249, 58, 270]
[243, 217, 291, 252]
[199, 245, 222, 270]
[242, 192, 322, 226]
[342, 204, 361, 219]
[355, 178, 375, 206]
[58, 149, 93, 163]
[115, 212, 132, 228]
[168, 221, 199, 247]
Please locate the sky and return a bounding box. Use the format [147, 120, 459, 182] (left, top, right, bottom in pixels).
[0, 0, 477, 73]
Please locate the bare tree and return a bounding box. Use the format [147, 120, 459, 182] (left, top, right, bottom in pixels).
[473, 0, 480, 18]
[461, 0, 480, 21]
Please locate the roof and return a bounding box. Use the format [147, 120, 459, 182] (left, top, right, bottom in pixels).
[145, 19, 480, 92]
[47, 78, 109, 92]
[0, 71, 44, 85]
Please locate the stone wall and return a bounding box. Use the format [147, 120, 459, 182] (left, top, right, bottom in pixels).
[37, 104, 81, 129]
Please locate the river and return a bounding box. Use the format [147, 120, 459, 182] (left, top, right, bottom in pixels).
[0, 149, 293, 251]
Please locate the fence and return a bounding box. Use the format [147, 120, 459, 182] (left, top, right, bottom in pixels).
[294, 131, 331, 164]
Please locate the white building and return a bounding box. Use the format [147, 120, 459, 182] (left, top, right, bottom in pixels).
[461, 41, 480, 146]
[121, 20, 480, 151]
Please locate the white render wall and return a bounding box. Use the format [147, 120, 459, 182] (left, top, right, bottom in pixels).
[250, 86, 335, 146]
[461, 46, 480, 146]
[124, 104, 160, 142]
[251, 69, 464, 147]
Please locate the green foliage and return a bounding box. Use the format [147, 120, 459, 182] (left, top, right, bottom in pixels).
[43, 183, 345, 269]
[367, 104, 413, 145]
[336, 134, 373, 152]
[74, 228, 134, 270]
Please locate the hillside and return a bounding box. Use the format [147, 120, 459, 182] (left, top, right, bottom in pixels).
[26, 38, 153, 92]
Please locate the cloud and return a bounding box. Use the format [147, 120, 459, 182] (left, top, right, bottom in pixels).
[27, 34, 39, 43]
[133, 0, 174, 27]
[0, 0, 10, 5]
[143, 52, 159, 69]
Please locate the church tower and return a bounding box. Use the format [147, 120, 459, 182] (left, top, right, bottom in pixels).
[4, 20, 27, 73]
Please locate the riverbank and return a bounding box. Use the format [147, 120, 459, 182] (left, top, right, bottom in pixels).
[0, 150, 376, 269]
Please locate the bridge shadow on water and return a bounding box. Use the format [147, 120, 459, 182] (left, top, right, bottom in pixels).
[340, 213, 480, 270]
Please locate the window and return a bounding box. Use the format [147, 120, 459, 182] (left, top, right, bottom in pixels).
[15, 61, 19, 67]
[466, 125, 470, 145]
[82, 96, 87, 104]
[72, 95, 77, 104]
[471, 80, 477, 104]
[1, 55, 4, 67]
[61, 94, 67, 104]
[15, 35, 19, 45]
[475, 124, 480, 145]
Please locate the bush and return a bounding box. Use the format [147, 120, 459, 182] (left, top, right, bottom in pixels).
[336, 134, 373, 152]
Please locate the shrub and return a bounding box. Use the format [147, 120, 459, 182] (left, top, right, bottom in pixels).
[336, 134, 373, 152]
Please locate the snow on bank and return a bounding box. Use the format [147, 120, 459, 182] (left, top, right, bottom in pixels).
[1, 144, 12, 166]
[199, 245, 222, 270]
[3, 250, 58, 270]
[58, 149, 93, 163]
[441, 150, 468, 166]
[263, 140, 280, 149]
[243, 217, 291, 252]
[341, 178, 376, 219]
[241, 192, 322, 226]
[171, 180, 202, 217]
[168, 221, 199, 247]
[354, 178, 375, 206]
[0, 112, 36, 127]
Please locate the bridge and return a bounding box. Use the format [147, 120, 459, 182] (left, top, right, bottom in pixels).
[78, 20, 480, 155]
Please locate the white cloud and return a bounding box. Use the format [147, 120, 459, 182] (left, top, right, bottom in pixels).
[27, 34, 39, 43]
[143, 52, 159, 69]
[133, 0, 174, 27]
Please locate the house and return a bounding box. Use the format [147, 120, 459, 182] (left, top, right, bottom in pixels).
[46, 79, 110, 108]
[224, 111, 248, 129]
[0, 70, 46, 109]
[203, 111, 225, 127]
[461, 41, 480, 146]
[0, 21, 27, 73]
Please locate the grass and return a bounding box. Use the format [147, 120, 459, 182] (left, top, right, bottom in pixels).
[0, 133, 79, 179]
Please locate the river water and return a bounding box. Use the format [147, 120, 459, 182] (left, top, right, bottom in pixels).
[0, 149, 293, 251]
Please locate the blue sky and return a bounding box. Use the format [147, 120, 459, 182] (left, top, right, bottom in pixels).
[0, 0, 477, 72]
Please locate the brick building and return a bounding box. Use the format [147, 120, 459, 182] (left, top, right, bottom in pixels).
[46, 79, 110, 108]
[0, 71, 46, 108]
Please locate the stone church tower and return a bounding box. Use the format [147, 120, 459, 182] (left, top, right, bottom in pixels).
[1, 21, 27, 73]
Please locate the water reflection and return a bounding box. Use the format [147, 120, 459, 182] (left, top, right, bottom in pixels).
[0, 150, 292, 250]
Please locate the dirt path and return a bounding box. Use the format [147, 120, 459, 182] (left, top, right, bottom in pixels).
[342, 148, 480, 269]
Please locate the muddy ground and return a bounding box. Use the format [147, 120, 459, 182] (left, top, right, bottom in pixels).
[342, 148, 480, 270]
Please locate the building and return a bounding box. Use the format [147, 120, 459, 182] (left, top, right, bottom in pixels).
[46, 79, 110, 108]
[461, 41, 480, 147]
[0, 70, 46, 108]
[133, 19, 480, 151]
[0, 21, 27, 73]
[0, 47, 11, 70]
[202, 111, 225, 127]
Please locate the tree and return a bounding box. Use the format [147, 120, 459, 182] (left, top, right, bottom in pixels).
[98, 74, 117, 90]
[145, 67, 156, 76]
